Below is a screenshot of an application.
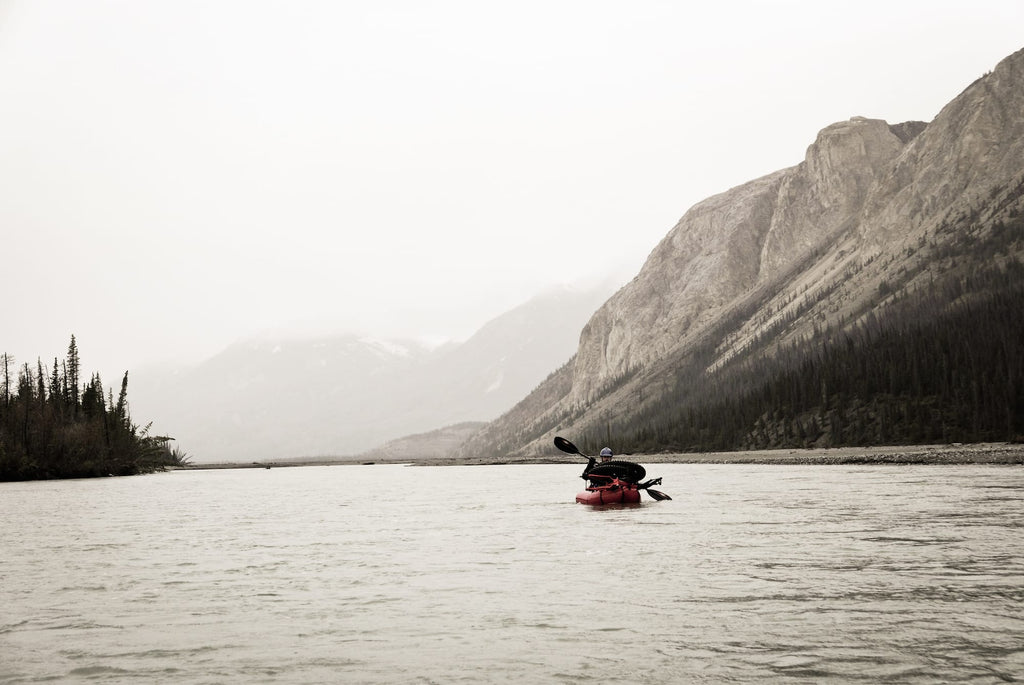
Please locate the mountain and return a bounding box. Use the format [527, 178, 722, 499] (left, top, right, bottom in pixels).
[129, 282, 614, 461]
[355, 422, 487, 463]
[455, 47, 1024, 461]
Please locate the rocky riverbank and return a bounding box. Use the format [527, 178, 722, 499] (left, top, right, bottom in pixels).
[422, 442, 1024, 466]
[179, 442, 1024, 469]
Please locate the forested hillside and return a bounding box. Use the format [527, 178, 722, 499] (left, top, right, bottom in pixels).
[0, 336, 185, 481]
[579, 270, 1023, 455]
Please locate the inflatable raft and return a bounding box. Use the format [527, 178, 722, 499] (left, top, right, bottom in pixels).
[575, 479, 642, 505]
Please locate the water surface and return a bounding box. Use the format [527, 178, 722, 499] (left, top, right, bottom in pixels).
[2, 464, 1022, 683]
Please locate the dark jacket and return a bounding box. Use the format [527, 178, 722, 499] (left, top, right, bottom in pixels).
[581, 457, 597, 479]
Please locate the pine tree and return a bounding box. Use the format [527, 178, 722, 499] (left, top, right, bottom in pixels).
[1, 353, 11, 408]
[115, 372, 130, 428]
[66, 335, 80, 414]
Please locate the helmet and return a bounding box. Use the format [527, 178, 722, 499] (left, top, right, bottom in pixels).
[599, 447, 613, 458]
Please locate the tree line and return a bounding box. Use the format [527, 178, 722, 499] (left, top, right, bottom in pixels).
[0, 336, 186, 481]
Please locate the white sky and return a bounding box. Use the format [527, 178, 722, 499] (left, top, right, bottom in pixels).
[1, 0, 1022, 382]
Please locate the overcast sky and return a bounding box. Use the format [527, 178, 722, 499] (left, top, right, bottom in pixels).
[2, 0, 1022, 381]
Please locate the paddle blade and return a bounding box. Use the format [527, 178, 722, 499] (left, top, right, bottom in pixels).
[646, 488, 672, 501]
[553, 436, 581, 456]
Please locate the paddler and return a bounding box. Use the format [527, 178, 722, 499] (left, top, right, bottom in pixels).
[581, 447, 614, 479]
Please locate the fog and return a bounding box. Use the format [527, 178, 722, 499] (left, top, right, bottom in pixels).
[2, 0, 1022, 382]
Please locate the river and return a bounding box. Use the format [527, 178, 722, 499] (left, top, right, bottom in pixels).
[2, 463, 1022, 683]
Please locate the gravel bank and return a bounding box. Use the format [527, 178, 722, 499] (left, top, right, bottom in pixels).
[182, 442, 1024, 469]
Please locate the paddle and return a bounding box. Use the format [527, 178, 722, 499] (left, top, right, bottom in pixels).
[640, 479, 673, 501]
[554, 436, 672, 501]
[554, 436, 587, 458]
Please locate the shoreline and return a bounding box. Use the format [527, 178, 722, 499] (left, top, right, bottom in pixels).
[181, 442, 1024, 470]
[622, 442, 1024, 466]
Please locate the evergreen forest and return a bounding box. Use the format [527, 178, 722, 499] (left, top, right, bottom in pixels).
[0, 336, 186, 481]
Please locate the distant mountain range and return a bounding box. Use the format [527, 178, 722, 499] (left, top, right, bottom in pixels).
[454, 46, 1024, 461]
[130, 283, 615, 461]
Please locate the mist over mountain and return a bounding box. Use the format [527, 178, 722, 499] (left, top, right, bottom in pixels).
[455, 47, 1024, 461]
[130, 282, 614, 461]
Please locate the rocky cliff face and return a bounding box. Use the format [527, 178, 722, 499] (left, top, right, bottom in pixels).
[573, 170, 786, 401]
[860, 52, 1024, 251]
[455, 46, 1024, 460]
[762, 117, 907, 275]
[571, 115, 917, 404]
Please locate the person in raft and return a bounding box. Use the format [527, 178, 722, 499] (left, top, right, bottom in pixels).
[581, 447, 614, 479]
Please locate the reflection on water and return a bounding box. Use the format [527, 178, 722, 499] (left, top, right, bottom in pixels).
[2, 464, 1022, 683]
